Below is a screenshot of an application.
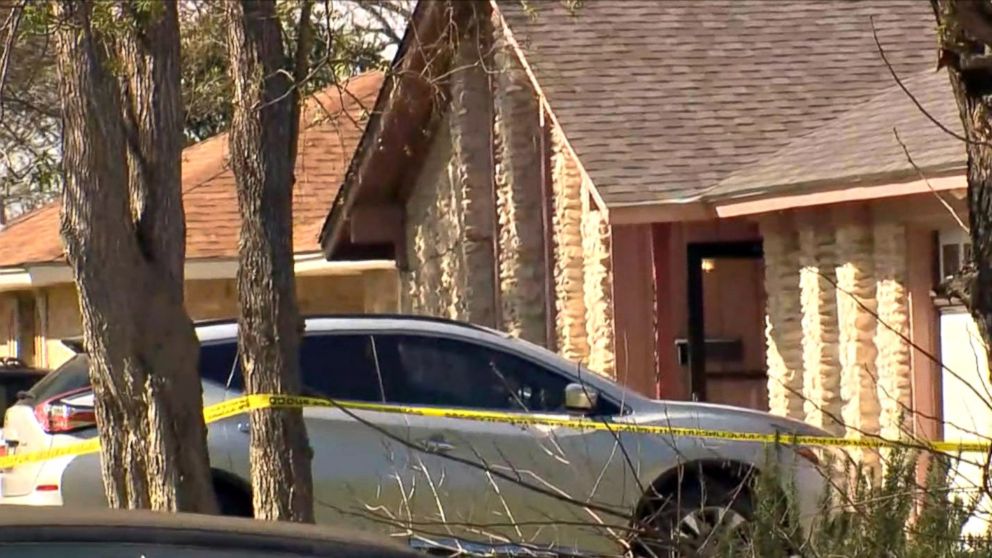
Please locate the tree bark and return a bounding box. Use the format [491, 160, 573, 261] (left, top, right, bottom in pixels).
[933, 0, 992, 368]
[52, 0, 215, 513]
[223, 0, 314, 522]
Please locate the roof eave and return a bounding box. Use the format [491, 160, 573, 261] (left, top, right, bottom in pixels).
[318, 0, 454, 259]
[0, 253, 396, 293]
[712, 166, 966, 218]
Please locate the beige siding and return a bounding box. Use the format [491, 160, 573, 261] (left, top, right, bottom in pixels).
[0, 272, 393, 369]
[0, 294, 17, 359]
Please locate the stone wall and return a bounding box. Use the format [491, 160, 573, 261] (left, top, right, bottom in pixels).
[491, 11, 547, 346]
[396, 5, 623, 380]
[401, 117, 460, 318]
[762, 209, 915, 461]
[399, 18, 498, 326]
[581, 187, 616, 377]
[550, 127, 589, 363]
[760, 217, 804, 420]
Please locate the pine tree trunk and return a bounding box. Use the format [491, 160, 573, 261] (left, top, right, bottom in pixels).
[934, 0, 992, 365]
[52, 0, 215, 513]
[224, 0, 314, 522]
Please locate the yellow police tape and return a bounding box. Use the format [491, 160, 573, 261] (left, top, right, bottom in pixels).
[1, 394, 988, 470]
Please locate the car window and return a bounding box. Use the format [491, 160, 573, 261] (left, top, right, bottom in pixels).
[373, 334, 573, 413]
[199, 341, 240, 390]
[27, 355, 90, 401]
[28, 343, 242, 401]
[299, 335, 385, 402]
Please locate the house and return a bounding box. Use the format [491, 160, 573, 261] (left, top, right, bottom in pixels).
[0, 71, 398, 369]
[319, 0, 986, 457]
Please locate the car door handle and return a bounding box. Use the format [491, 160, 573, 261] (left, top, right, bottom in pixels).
[422, 436, 455, 454]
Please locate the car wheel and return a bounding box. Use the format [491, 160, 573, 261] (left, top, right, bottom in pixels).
[215, 482, 253, 518]
[634, 476, 752, 558]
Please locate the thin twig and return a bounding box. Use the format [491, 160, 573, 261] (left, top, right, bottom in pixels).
[870, 14, 984, 147]
[893, 126, 969, 233]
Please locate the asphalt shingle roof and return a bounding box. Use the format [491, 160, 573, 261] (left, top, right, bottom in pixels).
[0, 72, 382, 268]
[710, 69, 964, 200]
[497, 0, 938, 206]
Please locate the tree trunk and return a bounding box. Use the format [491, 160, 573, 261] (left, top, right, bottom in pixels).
[52, 0, 215, 513]
[223, 0, 314, 522]
[933, 0, 992, 367]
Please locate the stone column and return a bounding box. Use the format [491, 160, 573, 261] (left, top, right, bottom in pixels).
[834, 215, 881, 470]
[760, 217, 805, 420]
[550, 127, 589, 363]
[581, 186, 616, 377]
[873, 223, 913, 444]
[450, 13, 496, 327]
[798, 220, 844, 435]
[491, 12, 548, 346]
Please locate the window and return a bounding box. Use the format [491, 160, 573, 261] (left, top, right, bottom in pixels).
[373, 335, 573, 413]
[199, 342, 240, 390]
[28, 354, 91, 401]
[299, 335, 385, 403]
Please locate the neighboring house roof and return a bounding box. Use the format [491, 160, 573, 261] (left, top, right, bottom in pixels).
[709, 69, 964, 202]
[497, 0, 937, 207]
[0, 71, 383, 269]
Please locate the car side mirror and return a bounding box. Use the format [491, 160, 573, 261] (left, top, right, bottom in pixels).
[565, 383, 598, 413]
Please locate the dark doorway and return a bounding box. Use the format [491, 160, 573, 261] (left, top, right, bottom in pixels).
[685, 241, 766, 409]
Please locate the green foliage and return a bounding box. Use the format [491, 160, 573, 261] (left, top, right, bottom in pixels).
[0, 0, 406, 219]
[727, 450, 992, 557]
[180, 0, 394, 143]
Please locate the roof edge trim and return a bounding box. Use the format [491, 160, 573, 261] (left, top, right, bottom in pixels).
[0, 253, 395, 293]
[714, 170, 966, 218]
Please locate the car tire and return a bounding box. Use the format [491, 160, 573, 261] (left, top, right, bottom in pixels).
[634, 475, 752, 558]
[215, 482, 253, 518]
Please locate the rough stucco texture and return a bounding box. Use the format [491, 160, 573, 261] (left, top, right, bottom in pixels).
[873, 223, 913, 443]
[492, 24, 548, 347]
[582, 193, 616, 377]
[760, 219, 804, 420]
[835, 220, 881, 469]
[550, 127, 589, 364]
[402, 118, 467, 319]
[765, 212, 916, 461]
[798, 224, 844, 435]
[400, 24, 498, 326]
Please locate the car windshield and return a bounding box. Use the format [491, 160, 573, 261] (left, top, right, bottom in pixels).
[26, 354, 91, 402]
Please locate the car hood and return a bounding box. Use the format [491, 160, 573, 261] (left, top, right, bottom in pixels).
[623, 398, 831, 438]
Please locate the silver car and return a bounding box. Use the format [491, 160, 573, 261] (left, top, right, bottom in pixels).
[1, 316, 828, 556]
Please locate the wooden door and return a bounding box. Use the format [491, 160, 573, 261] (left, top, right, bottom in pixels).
[687, 242, 768, 411]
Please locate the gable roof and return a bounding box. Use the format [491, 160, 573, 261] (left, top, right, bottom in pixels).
[709, 69, 964, 201]
[0, 71, 383, 269]
[497, 0, 937, 207]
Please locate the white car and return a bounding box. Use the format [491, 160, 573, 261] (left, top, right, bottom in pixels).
[1, 315, 829, 556]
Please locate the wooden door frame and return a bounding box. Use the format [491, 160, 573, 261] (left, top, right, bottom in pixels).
[686, 240, 763, 401]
